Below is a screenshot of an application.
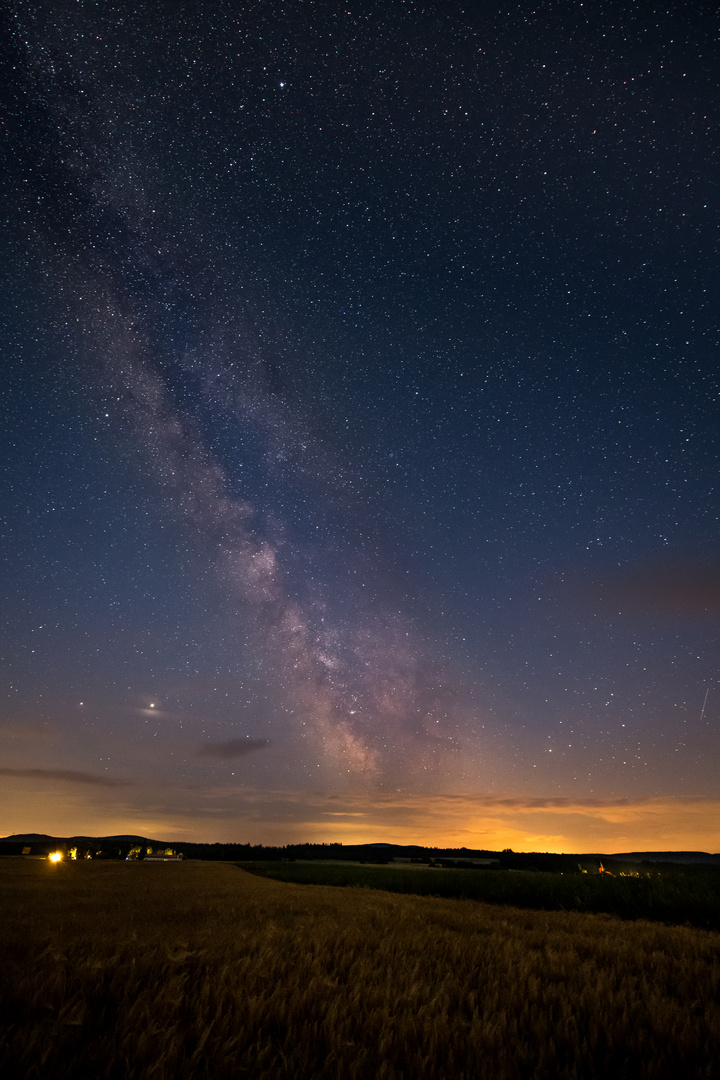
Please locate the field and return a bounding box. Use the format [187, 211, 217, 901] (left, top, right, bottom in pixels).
[242, 860, 720, 930]
[2, 859, 719, 1079]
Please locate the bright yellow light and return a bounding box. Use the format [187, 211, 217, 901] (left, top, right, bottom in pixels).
[48, 852, 63, 863]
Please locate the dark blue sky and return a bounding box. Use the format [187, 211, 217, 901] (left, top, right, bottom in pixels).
[1, 0, 718, 849]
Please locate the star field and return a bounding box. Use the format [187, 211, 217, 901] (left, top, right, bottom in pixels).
[1, 0, 718, 850]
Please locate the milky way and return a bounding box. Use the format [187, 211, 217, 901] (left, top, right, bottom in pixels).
[2, 1, 718, 849]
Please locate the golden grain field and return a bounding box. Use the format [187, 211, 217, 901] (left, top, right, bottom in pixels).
[1, 859, 718, 1079]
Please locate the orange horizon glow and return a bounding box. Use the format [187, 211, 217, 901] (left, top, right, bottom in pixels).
[2, 779, 719, 854]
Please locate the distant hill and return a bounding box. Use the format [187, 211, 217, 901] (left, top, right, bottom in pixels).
[0, 833, 169, 848]
[0, 833, 56, 842]
[608, 851, 720, 865]
[98, 835, 160, 843]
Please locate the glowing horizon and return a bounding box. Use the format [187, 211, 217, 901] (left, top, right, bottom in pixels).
[3, 777, 719, 854]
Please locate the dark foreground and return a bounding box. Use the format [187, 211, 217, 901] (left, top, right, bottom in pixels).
[2, 859, 719, 1079]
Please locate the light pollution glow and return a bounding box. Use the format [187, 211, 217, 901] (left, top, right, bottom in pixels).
[2, 774, 719, 854]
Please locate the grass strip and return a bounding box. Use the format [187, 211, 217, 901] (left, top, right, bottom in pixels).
[242, 861, 720, 929]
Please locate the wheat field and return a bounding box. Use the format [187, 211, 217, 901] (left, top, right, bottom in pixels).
[2, 859, 719, 1078]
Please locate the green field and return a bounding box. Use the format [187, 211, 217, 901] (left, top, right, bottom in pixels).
[2, 859, 719, 1078]
[242, 860, 720, 930]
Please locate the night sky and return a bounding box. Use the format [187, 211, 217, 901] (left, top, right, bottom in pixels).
[2, 0, 718, 851]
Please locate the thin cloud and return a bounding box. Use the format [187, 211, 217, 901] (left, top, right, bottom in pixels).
[0, 767, 130, 787]
[196, 738, 270, 759]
